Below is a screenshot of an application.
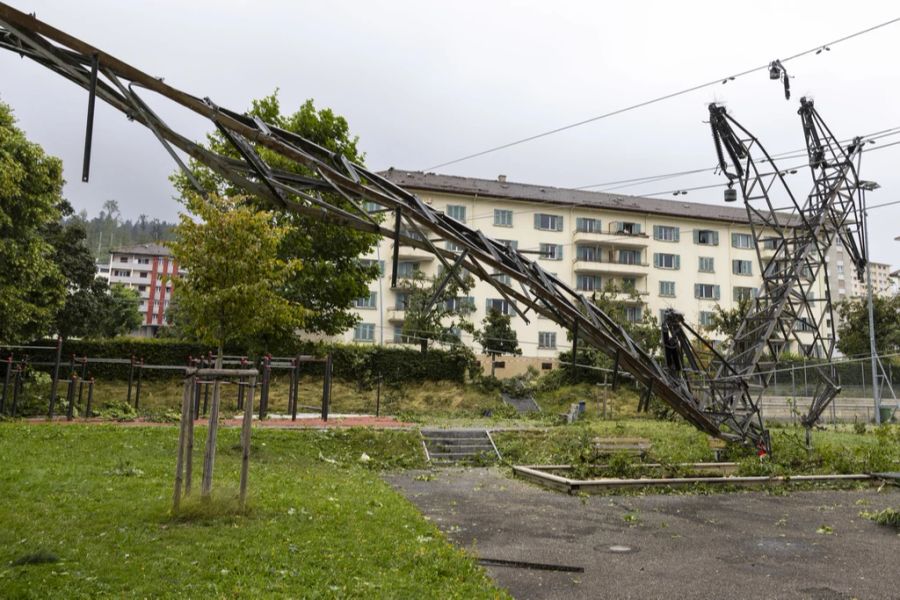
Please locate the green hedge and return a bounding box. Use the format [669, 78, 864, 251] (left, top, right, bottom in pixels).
[21, 338, 474, 384]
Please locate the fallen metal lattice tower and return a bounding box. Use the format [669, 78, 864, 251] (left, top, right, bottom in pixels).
[662, 100, 868, 447]
[0, 5, 866, 453]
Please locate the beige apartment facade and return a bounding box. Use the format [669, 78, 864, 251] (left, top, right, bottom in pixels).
[340, 170, 828, 358]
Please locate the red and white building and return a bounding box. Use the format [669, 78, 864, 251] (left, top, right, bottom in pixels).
[107, 243, 182, 337]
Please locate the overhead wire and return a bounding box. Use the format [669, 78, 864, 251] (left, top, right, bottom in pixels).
[423, 16, 900, 171]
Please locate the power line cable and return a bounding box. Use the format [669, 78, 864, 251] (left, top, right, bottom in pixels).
[423, 16, 900, 171]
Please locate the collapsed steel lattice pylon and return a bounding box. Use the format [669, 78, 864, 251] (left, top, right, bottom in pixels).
[662, 100, 868, 445]
[0, 5, 866, 452]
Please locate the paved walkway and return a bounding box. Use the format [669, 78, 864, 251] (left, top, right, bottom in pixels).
[385, 467, 900, 600]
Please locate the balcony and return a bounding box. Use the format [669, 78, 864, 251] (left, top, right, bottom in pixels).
[386, 308, 406, 322]
[573, 258, 649, 276]
[396, 247, 435, 262]
[572, 230, 649, 248]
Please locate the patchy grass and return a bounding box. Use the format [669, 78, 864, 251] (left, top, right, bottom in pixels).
[860, 507, 900, 529]
[0, 423, 507, 598]
[493, 420, 900, 477]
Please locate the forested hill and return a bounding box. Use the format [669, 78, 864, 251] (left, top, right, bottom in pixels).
[72, 200, 177, 261]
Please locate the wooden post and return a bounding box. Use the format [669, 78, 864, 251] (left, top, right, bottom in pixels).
[185, 375, 195, 495]
[321, 353, 333, 422]
[48, 337, 63, 419]
[126, 355, 135, 406]
[200, 374, 221, 499]
[173, 376, 193, 511]
[135, 358, 144, 410]
[66, 374, 78, 421]
[375, 376, 381, 417]
[85, 378, 94, 418]
[290, 358, 298, 422]
[239, 374, 256, 510]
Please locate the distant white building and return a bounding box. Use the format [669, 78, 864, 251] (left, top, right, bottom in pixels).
[95, 261, 110, 281]
[107, 243, 183, 337]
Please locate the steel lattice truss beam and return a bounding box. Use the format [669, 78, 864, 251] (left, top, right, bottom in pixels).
[2, 4, 863, 452]
[662, 99, 866, 444]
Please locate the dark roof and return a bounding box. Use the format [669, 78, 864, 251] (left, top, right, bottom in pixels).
[380, 169, 752, 224]
[112, 243, 172, 257]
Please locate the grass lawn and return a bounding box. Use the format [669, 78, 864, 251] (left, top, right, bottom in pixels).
[0, 423, 508, 599]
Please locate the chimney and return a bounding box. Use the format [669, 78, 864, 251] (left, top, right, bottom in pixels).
[497, 174, 507, 183]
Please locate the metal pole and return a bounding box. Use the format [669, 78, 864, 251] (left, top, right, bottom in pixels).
[863, 207, 881, 424]
[85, 378, 94, 418]
[375, 376, 381, 417]
[791, 365, 797, 426]
[1, 355, 11, 414]
[135, 359, 144, 410]
[48, 337, 63, 419]
[321, 353, 333, 422]
[126, 355, 135, 406]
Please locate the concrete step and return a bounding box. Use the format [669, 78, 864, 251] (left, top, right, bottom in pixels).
[421, 428, 500, 463]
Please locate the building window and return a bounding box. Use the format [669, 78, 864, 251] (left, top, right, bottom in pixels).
[113, 269, 130, 277]
[538, 332, 557, 349]
[624, 306, 642, 323]
[446, 204, 466, 223]
[486, 298, 514, 316]
[731, 233, 753, 249]
[576, 245, 600, 262]
[137, 257, 150, 265]
[394, 292, 408, 310]
[359, 258, 385, 275]
[575, 217, 602, 233]
[139, 271, 149, 278]
[446, 241, 464, 252]
[445, 296, 475, 312]
[539, 243, 563, 261]
[138, 285, 147, 293]
[653, 225, 680, 242]
[119, 256, 129, 263]
[653, 253, 680, 269]
[534, 213, 564, 231]
[612, 221, 641, 235]
[694, 229, 719, 245]
[494, 209, 513, 227]
[659, 281, 676, 297]
[353, 323, 375, 341]
[621, 277, 637, 292]
[396, 261, 420, 278]
[496, 239, 518, 251]
[576, 274, 602, 291]
[794, 319, 815, 332]
[363, 201, 383, 213]
[393, 326, 415, 344]
[353, 291, 377, 309]
[732, 259, 753, 276]
[694, 284, 721, 300]
[699, 311, 715, 327]
[698, 257, 715, 273]
[492, 271, 511, 286]
[617, 250, 642, 265]
[733, 286, 756, 301]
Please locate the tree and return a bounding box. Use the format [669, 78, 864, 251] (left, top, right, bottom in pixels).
[0, 101, 66, 343]
[172, 91, 380, 336]
[97, 284, 143, 337]
[705, 296, 752, 339]
[474, 309, 521, 376]
[398, 268, 475, 353]
[836, 296, 900, 357]
[168, 194, 307, 360]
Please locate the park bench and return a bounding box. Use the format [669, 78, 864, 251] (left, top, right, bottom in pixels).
[590, 437, 652, 459]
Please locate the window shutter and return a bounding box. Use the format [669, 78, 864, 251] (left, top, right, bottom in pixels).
[694, 284, 701, 298]
[674, 228, 680, 242]
[712, 231, 719, 245]
[714, 285, 721, 300]
[674, 255, 681, 270]
[693, 230, 700, 244]
[653, 253, 660, 267]
[555, 217, 563, 231]
[731, 233, 738, 247]
[611, 221, 620, 233]
[533, 214, 541, 229]
[653, 225, 660, 239]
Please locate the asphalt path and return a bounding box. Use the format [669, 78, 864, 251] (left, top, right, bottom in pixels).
[385, 468, 900, 600]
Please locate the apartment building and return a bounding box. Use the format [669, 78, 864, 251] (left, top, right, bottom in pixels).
[341, 169, 829, 357]
[107, 243, 181, 337]
[825, 243, 896, 301]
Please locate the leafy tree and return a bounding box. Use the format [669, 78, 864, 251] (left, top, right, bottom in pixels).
[837, 296, 900, 357]
[172, 91, 380, 335]
[705, 296, 752, 338]
[168, 194, 307, 362]
[474, 309, 521, 376]
[398, 268, 475, 353]
[98, 284, 143, 337]
[0, 101, 66, 343]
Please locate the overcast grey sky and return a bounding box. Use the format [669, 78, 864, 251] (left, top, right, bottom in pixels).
[2, 0, 898, 263]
